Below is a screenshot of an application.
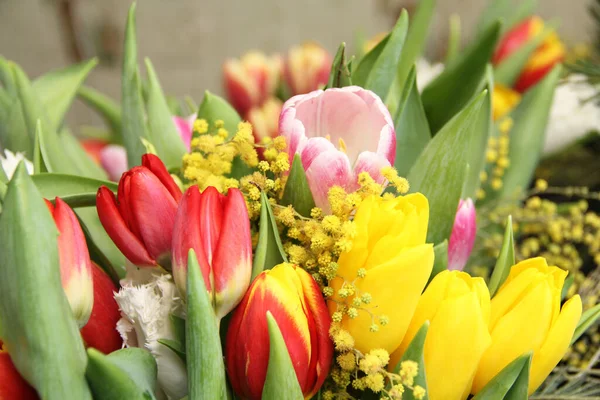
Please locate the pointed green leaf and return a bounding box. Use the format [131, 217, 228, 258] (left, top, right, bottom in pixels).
[494, 29, 548, 87]
[0, 55, 17, 94]
[33, 58, 98, 129]
[478, 0, 536, 35]
[281, 154, 315, 217]
[561, 272, 574, 300]
[0, 164, 92, 400]
[571, 303, 600, 345]
[429, 240, 448, 283]
[393, 66, 431, 176]
[196, 90, 241, 138]
[422, 21, 501, 133]
[78, 85, 122, 135]
[504, 352, 531, 400]
[392, 322, 429, 400]
[488, 216, 515, 297]
[33, 120, 48, 174]
[159, 339, 187, 363]
[262, 312, 304, 400]
[472, 353, 532, 400]
[86, 348, 157, 400]
[496, 65, 561, 200]
[252, 192, 288, 280]
[60, 129, 109, 179]
[186, 249, 227, 400]
[463, 65, 493, 198]
[352, 35, 389, 87]
[122, 2, 150, 168]
[408, 91, 487, 244]
[326, 43, 352, 88]
[144, 58, 187, 168]
[32, 173, 118, 197]
[0, 97, 31, 157]
[445, 14, 462, 64]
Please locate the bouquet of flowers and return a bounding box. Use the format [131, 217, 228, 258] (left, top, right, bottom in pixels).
[0, 0, 598, 399]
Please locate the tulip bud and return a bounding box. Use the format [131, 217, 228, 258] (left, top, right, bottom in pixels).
[329, 194, 434, 354]
[472, 257, 582, 395]
[391, 270, 491, 400]
[97, 154, 182, 267]
[172, 114, 196, 151]
[45, 197, 94, 327]
[99, 145, 128, 182]
[284, 42, 332, 96]
[172, 186, 252, 319]
[80, 263, 123, 354]
[225, 264, 333, 400]
[447, 198, 477, 271]
[492, 84, 521, 121]
[223, 52, 282, 116]
[246, 97, 283, 144]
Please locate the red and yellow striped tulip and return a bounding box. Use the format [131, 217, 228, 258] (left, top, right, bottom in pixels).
[97, 154, 182, 267]
[284, 42, 332, 96]
[391, 271, 491, 400]
[45, 197, 93, 327]
[225, 263, 333, 400]
[472, 257, 582, 395]
[0, 342, 38, 400]
[172, 186, 252, 319]
[246, 97, 283, 145]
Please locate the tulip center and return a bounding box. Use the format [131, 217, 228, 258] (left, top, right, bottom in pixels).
[323, 134, 348, 154]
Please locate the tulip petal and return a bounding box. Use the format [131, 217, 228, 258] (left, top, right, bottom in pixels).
[96, 186, 156, 266]
[141, 154, 182, 202]
[99, 145, 128, 182]
[353, 151, 392, 185]
[198, 187, 225, 266]
[172, 115, 195, 151]
[223, 59, 260, 115]
[0, 351, 39, 400]
[303, 148, 354, 211]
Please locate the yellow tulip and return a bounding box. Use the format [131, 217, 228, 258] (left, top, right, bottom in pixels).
[328, 194, 434, 354]
[472, 257, 582, 395]
[390, 270, 491, 400]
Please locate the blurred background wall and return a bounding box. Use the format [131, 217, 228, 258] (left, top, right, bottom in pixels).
[0, 0, 594, 127]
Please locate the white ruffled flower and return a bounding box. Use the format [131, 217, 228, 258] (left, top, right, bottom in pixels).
[115, 268, 187, 400]
[0, 149, 33, 178]
[416, 58, 444, 91]
[544, 74, 600, 154]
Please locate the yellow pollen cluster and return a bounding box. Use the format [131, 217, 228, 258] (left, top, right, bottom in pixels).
[478, 116, 512, 199]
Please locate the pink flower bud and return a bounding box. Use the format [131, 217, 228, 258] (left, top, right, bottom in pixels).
[448, 199, 477, 271]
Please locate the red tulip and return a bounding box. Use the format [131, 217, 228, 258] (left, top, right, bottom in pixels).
[225, 264, 333, 400]
[0, 343, 38, 400]
[284, 42, 332, 96]
[45, 197, 94, 327]
[80, 263, 123, 354]
[97, 154, 182, 267]
[172, 186, 252, 319]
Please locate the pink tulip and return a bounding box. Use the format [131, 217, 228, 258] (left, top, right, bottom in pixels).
[99, 145, 128, 182]
[172, 114, 196, 151]
[448, 199, 477, 271]
[279, 86, 396, 210]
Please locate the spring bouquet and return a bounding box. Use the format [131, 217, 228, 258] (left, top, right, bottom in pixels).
[0, 0, 599, 399]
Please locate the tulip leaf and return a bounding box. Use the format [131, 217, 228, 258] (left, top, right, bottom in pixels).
[488, 215, 515, 297]
[0, 164, 92, 400]
[387, 0, 436, 114]
[144, 58, 187, 168]
[32, 58, 98, 129]
[571, 303, 600, 345]
[326, 43, 353, 88]
[262, 312, 304, 400]
[472, 353, 532, 400]
[445, 14, 462, 64]
[0, 97, 31, 157]
[252, 192, 288, 280]
[186, 249, 227, 400]
[478, 0, 537, 36]
[561, 272, 574, 300]
[352, 35, 389, 88]
[463, 64, 493, 199]
[60, 128, 109, 179]
[408, 91, 487, 245]
[392, 322, 429, 400]
[32, 173, 118, 198]
[86, 348, 157, 400]
[159, 339, 187, 363]
[78, 85, 122, 135]
[122, 2, 150, 168]
[354, 10, 409, 101]
[429, 240, 448, 283]
[422, 21, 501, 134]
[494, 29, 548, 87]
[281, 154, 316, 217]
[0, 55, 17, 94]
[393, 66, 431, 176]
[495, 65, 561, 201]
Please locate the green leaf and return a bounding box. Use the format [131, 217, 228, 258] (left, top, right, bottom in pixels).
[495, 65, 561, 200]
[251, 192, 288, 280]
[561, 271, 574, 300]
[494, 29, 548, 87]
[472, 353, 532, 400]
[571, 303, 600, 345]
[59, 129, 109, 179]
[159, 339, 187, 363]
[429, 240, 448, 283]
[463, 65, 494, 199]
[144, 58, 187, 168]
[445, 14, 462, 64]
[354, 11, 409, 100]
[408, 91, 487, 244]
[262, 312, 304, 400]
[281, 154, 315, 217]
[352, 35, 389, 88]
[393, 66, 431, 176]
[78, 85, 122, 135]
[504, 352, 531, 400]
[121, 2, 150, 168]
[33, 58, 98, 129]
[392, 322, 429, 400]
[86, 348, 157, 400]
[0, 55, 17, 94]
[488, 215, 515, 297]
[32, 173, 117, 198]
[186, 249, 227, 400]
[326, 43, 353, 88]
[0, 97, 31, 157]
[422, 21, 501, 133]
[0, 164, 92, 400]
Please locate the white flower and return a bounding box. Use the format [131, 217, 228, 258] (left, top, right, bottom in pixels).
[544, 74, 600, 154]
[115, 270, 187, 400]
[416, 58, 444, 91]
[0, 150, 33, 178]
